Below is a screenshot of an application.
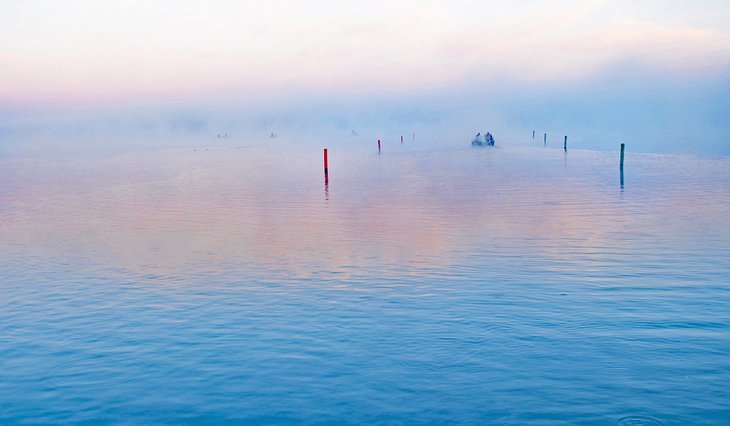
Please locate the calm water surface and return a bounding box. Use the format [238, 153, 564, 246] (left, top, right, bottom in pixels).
[1, 139, 729, 424]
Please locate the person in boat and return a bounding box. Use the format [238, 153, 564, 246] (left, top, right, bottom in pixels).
[485, 132, 495, 146]
[472, 132, 483, 146]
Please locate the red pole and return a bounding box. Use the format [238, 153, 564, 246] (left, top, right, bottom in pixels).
[323, 148, 328, 173]
[378, 139, 381, 153]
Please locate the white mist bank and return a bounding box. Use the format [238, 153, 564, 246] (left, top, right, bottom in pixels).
[1, 76, 729, 157]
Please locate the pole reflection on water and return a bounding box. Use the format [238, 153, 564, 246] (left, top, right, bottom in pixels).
[620, 164, 625, 190]
[324, 171, 329, 200]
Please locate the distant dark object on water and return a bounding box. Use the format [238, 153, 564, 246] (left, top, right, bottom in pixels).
[270, 133, 277, 138]
[216, 133, 228, 139]
[472, 132, 495, 146]
[351, 130, 358, 136]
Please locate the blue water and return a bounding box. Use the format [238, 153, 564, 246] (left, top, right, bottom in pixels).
[1, 139, 729, 424]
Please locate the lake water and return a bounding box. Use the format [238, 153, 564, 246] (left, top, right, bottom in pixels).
[1, 138, 729, 424]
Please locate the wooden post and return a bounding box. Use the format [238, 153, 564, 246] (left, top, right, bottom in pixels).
[564, 135, 567, 151]
[620, 143, 625, 168]
[378, 139, 381, 153]
[533, 130, 535, 140]
[544, 133, 547, 146]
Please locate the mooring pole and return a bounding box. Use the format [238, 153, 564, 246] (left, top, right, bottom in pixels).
[620, 143, 625, 168]
[564, 135, 567, 151]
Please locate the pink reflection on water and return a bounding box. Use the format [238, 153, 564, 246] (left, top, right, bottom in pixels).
[1, 143, 729, 280]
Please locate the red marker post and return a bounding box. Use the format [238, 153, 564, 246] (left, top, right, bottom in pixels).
[378, 139, 381, 153]
[323, 148, 328, 174]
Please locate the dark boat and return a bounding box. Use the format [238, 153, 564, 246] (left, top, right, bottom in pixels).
[471, 132, 495, 146]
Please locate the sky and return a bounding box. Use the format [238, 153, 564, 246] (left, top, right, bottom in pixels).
[1, 0, 729, 154]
